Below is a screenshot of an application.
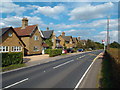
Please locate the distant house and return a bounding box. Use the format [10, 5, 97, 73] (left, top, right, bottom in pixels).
[14, 18, 42, 55]
[0, 27, 25, 54]
[58, 32, 74, 48]
[40, 27, 62, 49]
[72, 37, 78, 48]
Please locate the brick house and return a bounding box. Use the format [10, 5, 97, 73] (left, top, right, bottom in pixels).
[14, 18, 42, 55]
[0, 27, 25, 53]
[40, 27, 62, 49]
[72, 37, 78, 48]
[58, 32, 74, 48]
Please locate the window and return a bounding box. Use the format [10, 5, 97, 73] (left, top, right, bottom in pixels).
[34, 46, 39, 51]
[8, 32, 12, 37]
[65, 41, 69, 44]
[0, 46, 9, 52]
[12, 46, 22, 52]
[70, 41, 72, 44]
[34, 35, 39, 41]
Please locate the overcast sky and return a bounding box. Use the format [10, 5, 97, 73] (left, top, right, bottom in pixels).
[0, 0, 119, 43]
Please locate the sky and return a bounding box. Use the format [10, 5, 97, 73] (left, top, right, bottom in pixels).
[0, 0, 119, 43]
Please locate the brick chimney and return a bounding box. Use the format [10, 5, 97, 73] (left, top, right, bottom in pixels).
[22, 18, 28, 29]
[46, 27, 49, 31]
[77, 37, 80, 40]
[62, 32, 65, 36]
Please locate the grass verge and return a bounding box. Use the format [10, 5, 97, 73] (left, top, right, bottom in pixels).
[99, 53, 113, 88]
[1, 64, 25, 72]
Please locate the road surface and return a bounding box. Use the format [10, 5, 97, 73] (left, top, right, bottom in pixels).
[2, 50, 103, 89]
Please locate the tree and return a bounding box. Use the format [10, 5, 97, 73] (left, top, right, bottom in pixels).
[44, 38, 53, 49]
[109, 41, 120, 48]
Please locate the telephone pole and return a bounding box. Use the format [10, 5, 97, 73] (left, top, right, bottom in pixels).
[107, 16, 110, 50]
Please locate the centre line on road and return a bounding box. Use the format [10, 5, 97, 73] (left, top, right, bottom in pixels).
[53, 60, 74, 69]
[74, 53, 101, 90]
[3, 78, 28, 89]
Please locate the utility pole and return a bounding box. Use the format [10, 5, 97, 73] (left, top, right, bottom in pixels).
[107, 16, 110, 50]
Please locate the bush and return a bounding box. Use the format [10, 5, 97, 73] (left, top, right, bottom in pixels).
[2, 52, 23, 67]
[49, 49, 62, 57]
[44, 49, 51, 54]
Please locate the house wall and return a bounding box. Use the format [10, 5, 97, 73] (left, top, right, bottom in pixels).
[29, 28, 42, 54]
[58, 36, 65, 47]
[65, 38, 74, 48]
[52, 35, 56, 49]
[0, 29, 24, 53]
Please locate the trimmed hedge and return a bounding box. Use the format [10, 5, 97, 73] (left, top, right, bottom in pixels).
[44, 49, 51, 54]
[49, 49, 62, 57]
[2, 52, 23, 67]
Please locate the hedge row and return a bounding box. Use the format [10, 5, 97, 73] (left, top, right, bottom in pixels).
[44, 49, 51, 54]
[49, 49, 62, 57]
[105, 49, 120, 88]
[2, 52, 23, 67]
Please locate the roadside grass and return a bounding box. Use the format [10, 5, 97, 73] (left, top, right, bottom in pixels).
[99, 54, 113, 88]
[61, 53, 67, 55]
[1, 64, 25, 72]
[100, 48, 120, 88]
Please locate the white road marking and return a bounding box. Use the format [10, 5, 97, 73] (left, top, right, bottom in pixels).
[3, 78, 28, 89]
[74, 53, 101, 90]
[44, 70, 46, 72]
[79, 55, 85, 58]
[53, 60, 74, 69]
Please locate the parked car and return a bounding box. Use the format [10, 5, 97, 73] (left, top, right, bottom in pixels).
[62, 49, 67, 54]
[66, 48, 74, 53]
[78, 49, 84, 52]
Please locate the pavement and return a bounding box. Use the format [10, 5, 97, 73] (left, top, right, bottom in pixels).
[2, 50, 103, 89]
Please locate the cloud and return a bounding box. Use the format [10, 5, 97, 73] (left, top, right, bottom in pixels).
[69, 2, 114, 21]
[0, 1, 26, 15]
[1, 16, 43, 28]
[32, 5, 65, 19]
[93, 30, 119, 43]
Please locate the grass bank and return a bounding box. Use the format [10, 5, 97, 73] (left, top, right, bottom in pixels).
[100, 48, 120, 88]
[1, 64, 25, 72]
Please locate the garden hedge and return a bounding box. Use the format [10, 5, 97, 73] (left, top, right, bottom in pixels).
[44, 49, 51, 54]
[2, 52, 23, 67]
[49, 49, 62, 57]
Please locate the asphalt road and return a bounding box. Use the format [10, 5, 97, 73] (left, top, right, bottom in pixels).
[2, 50, 103, 89]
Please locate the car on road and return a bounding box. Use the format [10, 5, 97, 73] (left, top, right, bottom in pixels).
[77, 49, 84, 52]
[62, 49, 67, 54]
[66, 48, 74, 53]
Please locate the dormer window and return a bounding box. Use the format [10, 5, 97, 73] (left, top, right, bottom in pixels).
[8, 32, 12, 37]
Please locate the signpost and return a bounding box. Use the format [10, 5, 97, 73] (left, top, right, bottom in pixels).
[102, 40, 105, 51]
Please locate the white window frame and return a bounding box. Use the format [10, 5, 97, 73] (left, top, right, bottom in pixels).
[11, 46, 22, 52]
[34, 46, 39, 51]
[34, 35, 39, 41]
[0, 46, 9, 52]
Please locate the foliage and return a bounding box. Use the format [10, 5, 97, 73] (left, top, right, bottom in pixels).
[49, 49, 62, 57]
[44, 38, 53, 49]
[44, 49, 51, 54]
[2, 52, 23, 67]
[109, 41, 120, 48]
[2, 64, 25, 72]
[100, 48, 120, 88]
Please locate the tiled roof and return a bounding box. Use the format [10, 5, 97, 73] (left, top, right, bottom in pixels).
[0, 27, 12, 36]
[61, 36, 72, 42]
[14, 25, 37, 36]
[41, 30, 53, 39]
[42, 43, 49, 47]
